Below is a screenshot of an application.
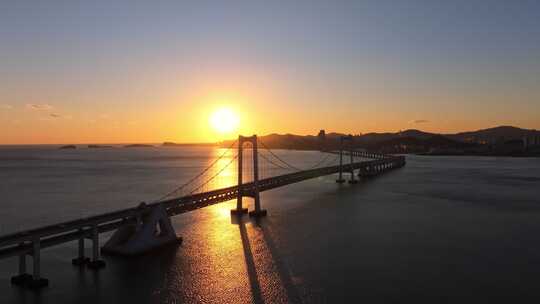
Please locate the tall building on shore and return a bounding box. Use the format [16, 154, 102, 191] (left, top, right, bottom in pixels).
[523, 133, 540, 149]
[318, 130, 326, 140]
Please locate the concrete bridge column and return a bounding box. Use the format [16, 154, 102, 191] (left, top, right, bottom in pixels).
[249, 135, 267, 217]
[231, 135, 249, 216]
[87, 224, 105, 269]
[348, 139, 358, 184]
[357, 166, 365, 178]
[72, 229, 89, 266]
[10, 243, 32, 286]
[336, 145, 345, 183]
[337, 135, 353, 183]
[101, 204, 182, 256]
[27, 238, 48, 288]
[18, 253, 26, 277]
[232, 135, 266, 217]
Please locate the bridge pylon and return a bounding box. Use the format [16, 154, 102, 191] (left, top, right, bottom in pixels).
[231, 135, 267, 217]
[336, 135, 357, 184]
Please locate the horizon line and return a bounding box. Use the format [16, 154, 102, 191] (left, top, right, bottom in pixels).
[1, 125, 537, 146]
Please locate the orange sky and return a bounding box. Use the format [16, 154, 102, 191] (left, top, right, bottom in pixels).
[1, 81, 538, 145]
[1, 65, 539, 144]
[1, 2, 539, 144]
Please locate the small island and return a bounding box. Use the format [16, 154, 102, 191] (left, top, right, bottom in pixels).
[59, 145, 76, 149]
[124, 144, 154, 148]
[88, 145, 113, 148]
[162, 142, 218, 147]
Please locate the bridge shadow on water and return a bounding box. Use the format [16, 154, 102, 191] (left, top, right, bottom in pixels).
[233, 215, 302, 304]
[236, 218, 264, 304]
[257, 219, 302, 303]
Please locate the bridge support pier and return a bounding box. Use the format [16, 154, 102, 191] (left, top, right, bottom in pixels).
[72, 229, 90, 266]
[348, 140, 358, 184]
[336, 135, 357, 184]
[336, 153, 345, 183]
[11, 239, 49, 289]
[10, 245, 32, 286]
[336, 136, 346, 183]
[249, 136, 266, 218]
[27, 239, 48, 288]
[248, 191, 267, 218]
[87, 225, 106, 269]
[231, 206, 248, 215]
[102, 203, 182, 256]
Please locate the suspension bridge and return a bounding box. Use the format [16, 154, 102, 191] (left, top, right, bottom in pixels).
[0, 134, 405, 288]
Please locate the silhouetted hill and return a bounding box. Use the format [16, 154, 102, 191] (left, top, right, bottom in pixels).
[400, 129, 436, 140]
[221, 125, 539, 156]
[59, 145, 76, 149]
[88, 145, 113, 148]
[255, 133, 321, 150]
[371, 136, 422, 148]
[447, 126, 539, 143]
[424, 134, 466, 147]
[353, 129, 437, 145]
[124, 144, 153, 148]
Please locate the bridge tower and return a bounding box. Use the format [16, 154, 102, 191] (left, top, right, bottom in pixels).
[336, 135, 356, 183]
[347, 135, 358, 184]
[231, 135, 267, 217]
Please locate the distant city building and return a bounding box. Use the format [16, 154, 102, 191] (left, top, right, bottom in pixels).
[523, 134, 540, 149]
[317, 129, 326, 140]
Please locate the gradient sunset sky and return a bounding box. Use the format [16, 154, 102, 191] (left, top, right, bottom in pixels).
[1, 1, 539, 144]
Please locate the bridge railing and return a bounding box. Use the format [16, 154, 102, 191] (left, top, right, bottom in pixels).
[326, 150, 391, 160]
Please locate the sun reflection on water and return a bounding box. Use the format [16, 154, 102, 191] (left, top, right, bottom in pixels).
[153, 146, 308, 303]
[209, 147, 238, 189]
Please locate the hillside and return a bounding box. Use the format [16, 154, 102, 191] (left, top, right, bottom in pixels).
[447, 126, 539, 143]
[221, 126, 539, 156]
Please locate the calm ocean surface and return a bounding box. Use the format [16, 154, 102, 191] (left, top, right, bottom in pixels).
[1, 146, 540, 303]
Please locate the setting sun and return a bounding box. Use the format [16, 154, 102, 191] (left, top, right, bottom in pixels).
[209, 108, 239, 134]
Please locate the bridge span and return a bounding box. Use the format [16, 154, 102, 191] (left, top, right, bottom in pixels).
[0, 134, 405, 288]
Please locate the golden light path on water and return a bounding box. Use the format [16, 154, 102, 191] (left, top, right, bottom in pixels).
[158, 147, 298, 303]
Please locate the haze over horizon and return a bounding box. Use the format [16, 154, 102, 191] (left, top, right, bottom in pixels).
[1, 1, 539, 144]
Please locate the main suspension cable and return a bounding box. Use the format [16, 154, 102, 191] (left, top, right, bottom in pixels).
[156, 139, 238, 201]
[189, 153, 239, 195]
[257, 151, 292, 170]
[257, 139, 302, 171]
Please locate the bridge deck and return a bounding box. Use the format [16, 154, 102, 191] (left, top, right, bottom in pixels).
[0, 154, 405, 259]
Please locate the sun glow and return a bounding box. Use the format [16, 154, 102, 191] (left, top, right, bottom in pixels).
[209, 107, 240, 134]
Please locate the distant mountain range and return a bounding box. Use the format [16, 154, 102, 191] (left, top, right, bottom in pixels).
[221, 126, 540, 156]
[446, 126, 539, 143]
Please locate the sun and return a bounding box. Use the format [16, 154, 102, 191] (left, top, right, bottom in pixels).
[209, 107, 239, 134]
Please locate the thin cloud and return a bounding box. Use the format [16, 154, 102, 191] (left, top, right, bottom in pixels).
[0, 104, 13, 110]
[409, 119, 430, 124]
[26, 103, 53, 111]
[49, 113, 61, 118]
